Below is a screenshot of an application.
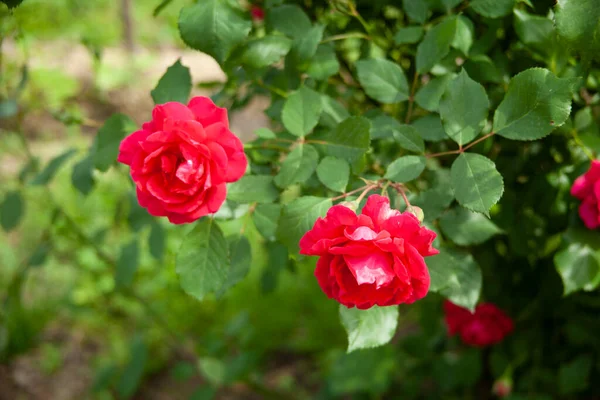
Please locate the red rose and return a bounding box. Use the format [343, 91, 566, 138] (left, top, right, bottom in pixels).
[250, 5, 264, 20]
[117, 97, 247, 224]
[299, 195, 439, 309]
[571, 160, 600, 229]
[444, 301, 514, 347]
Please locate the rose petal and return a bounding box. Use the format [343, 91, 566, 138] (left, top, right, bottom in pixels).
[152, 102, 195, 130]
[344, 252, 395, 288]
[188, 96, 229, 128]
[117, 129, 152, 166]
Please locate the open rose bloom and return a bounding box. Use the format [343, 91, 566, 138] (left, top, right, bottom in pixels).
[571, 160, 600, 229]
[117, 97, 247, 224]
[444, 301, 514, 347]
[299, 195, 439, 309]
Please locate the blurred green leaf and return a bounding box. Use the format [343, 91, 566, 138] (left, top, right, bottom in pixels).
[416, 17, 457, 73]
[267, 5, 311, 39]
[451, 153, 503, 216]
[316, 156, 350, 193]
[356, 58, 409, 104]
[452, 16, 474, 55]
[242, 35, 292, 68]
[0, 100, 18, 118]
[292, 24, 324, 61]
[415, 74, 454, 112]
[277, 196, 331, 252]
[0, 190, 24, 232]
[412, 114, 447, 142]
[176, 218, 230, 300]
[253, 203, 281, 241]
[199, 357, 226, 386]
[27, 242, 51, 267]
[554, 244, 600, 295]
[329, 347, 396, 395]
[151, 59, 192, 104]
[393, 124, 425, 153]
[115, 239, 139, 288]
[93, 114, 134, 172]
[274, 144, 319, 188]
[219, 235, 251, 294]
[307, 44, 340, 80]
[493, 68, 574, 141]
[470, 0, 514, 18]
[339, 305, 398, 353]
[31, 149, 76, 185]
[261, 242, 288, 294]
[394, 26, 424, 45]
[440, 207, 502, 246]
[320, 95, 349, 128]
[228, 175, 279, 203]
[439, 69, 489, 146]
[555, 0, 600, 63]
[321, 116, 371, 162]
[384, 156, 426, 183]
[149, 222, 165, 261]
[281, 87, 322, 137]
[559, 355, 593, 395]
[71, 154, 95, 195]
[117, 336, 147, 398]
[253, 127, 276, 139]
[402, 0, 429, 23]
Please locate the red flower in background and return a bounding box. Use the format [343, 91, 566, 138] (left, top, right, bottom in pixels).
[117, 97, 247, 224]
[444, 301, 514, 347]
[571, 160, 600, 229]
[250, 5, 265, 21]
[299, 195, 439, 309]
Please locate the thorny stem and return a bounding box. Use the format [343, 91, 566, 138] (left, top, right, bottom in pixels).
[426, 132, 496, 158]
[394, 184, 411, 208]
[405, 71, 419, 124]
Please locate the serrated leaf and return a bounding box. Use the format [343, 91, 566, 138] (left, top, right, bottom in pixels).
[470, 0, 515, 18]
[439, 69, 489, 146]
[115, 239, 139, 289]
[253, 203, 281, 241]
[71, 155, 95, 195]
[31, 149, 77, 185]
[277, 196, 332, 252]
[356, 58, 409, 104]
[149, 222, 165, 261]
[554, 244, 600, 295]
[428, 247, 482, 311]
[439, 207, 502, 246]
[307, 44, 339, 80]
[394, 26, 424, 44]
[228, 175, 279, 203]
[93, 114, 135, 172]
[384, 156, 426, 183]
[450, 153, 504, 216]
[178, 0, 251, 65]
[321, 116, 371, 162]
[176, 218, 229, 300]
[219, 235, 251, 294]
[316, 156, 350, 192]
[393, 124, 425, 153]
[151, 59, 191, 104]
[281, 86, 322, 137]
[402, 0, 429, 23]
[267, 5, 311, 39]
[242, 35, 292, 68]
[493, 68, 574, 141]
[274, 144, 319, 188]
[415, 74, 454, 112]
[339, 305, 399, 353]
[412, 114, 447, 142]
[555, 0, 600, 63]
[416, 17, 457, 73]
[0, 191, 24, 232]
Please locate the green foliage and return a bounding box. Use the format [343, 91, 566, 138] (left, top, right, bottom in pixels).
[151, 59, 192, 105]
[281, 87, 322, 137]
[339, 305, 399, 353]
[356, 58, 409, 104]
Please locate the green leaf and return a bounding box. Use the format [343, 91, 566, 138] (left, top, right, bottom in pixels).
[339, 305, 399, 353]
[267, 5, 311, 39]
[356, 58, 409, 104]
[393, 124, 425, 153]
[555, 0, 600, 63]
[463, 55, 503, 84]
[277, 196, 332, 252]
[149, 222, 165, 261]
[402, 0, 429, 23]
[261, 242, 289, 294]
[93, 114, 135, 172]
[307, 44, 339, 80]
[0, 191, 24, 232]
[274, 144, 319, 188]
[411, 170, 455, 221]
[115, 239, 139, 289]
[412, 114, 447, 142]
[394, 26, 424, 45]
[253, 127, 276, 139]
[384, 156, 426, 183]
[451, 153, 504, 216]
[27, 242, 51, 267]
[281, 86, 322, 137]
[416, 17, 457, 73]
[513, 9, 555, 53]
[470, 0, 514, 18]
[0, 0, 24, 10]
[317, 156, 350, 192]
[228, 175, 279, 203]
[219, 235, 251, 294]
[439, 207, 502, 246]
[71, 155, 95, 195]
[558, 355, 593, 395]
[415, 74, 454, 112]
[554, 244, 600, 295]
[0, 100, 18, 118]
[320, 95, 350, 128]
[321, 116, 371, 162]
[451, 16, 474, 55]
[428, 247, 482, 311]
[178, 0, 251, 65]
[150, 59, 191, 105]
[242, 35, 293, 68]
[493, 68, 574, 141]
[292, 24, 324, 61]
[117, 336, 147, 398]
[31, 149, 77, 185]
[439, 69, 489, 146]
[253, 203, 281, 241]
[176, 218, 230, 301]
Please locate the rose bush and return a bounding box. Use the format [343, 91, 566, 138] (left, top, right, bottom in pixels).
[571, 160, 600, 229]
[444, 300, 514, 347]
